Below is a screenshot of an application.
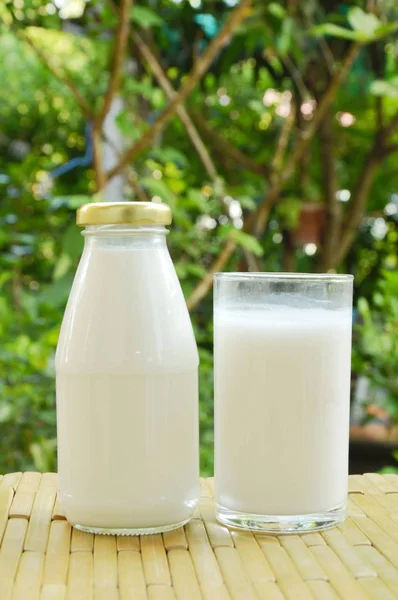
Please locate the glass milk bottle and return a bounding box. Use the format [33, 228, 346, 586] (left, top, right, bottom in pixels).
[56, 202, 200, 535]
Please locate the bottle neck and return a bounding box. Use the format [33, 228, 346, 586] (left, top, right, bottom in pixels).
[82, 224, 169, 249]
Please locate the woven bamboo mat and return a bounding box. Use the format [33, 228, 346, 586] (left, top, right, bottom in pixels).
[2, 475, 398, 599]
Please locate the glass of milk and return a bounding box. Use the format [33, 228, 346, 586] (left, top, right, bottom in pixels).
[214, 273, 353, 533]
[56, 202, 200, 535]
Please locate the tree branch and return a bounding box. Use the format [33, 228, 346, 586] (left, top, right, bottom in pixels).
[382, 111, 398, 140]
[186, 239, 236, 312]
[134, 33, 219, 182]
[271, 103, 295, 172]
[336, 145, 382, 264]
[188, 42, 362, 309]
[191, 111, 269, 178]
[106, 0, 252, 181]
[96, 0, 132, 127]
[336, 111, 398, 264]
[316, 109, 340, 272]
[253, 42, 361, 237]
[14, 29, 93, 120]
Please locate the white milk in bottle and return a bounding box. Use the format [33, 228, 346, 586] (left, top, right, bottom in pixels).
[56, 202, 199, 534]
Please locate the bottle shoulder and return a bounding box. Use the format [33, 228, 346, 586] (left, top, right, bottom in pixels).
[56, 245, 199, 372]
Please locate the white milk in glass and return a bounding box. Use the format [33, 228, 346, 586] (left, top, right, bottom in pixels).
[214, 274, 353, 533]
[56, 203, 199, 535]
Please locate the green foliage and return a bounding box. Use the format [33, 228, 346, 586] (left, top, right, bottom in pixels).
[312, 6, 398, 42]
[353, 271, 398, 422]
[131, 6, 164, 29]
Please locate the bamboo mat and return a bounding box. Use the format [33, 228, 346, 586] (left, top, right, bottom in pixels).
[2, 475, 398, 599]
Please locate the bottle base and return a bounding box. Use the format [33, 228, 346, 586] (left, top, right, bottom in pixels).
[73, 516, 191, 536]
[216, 502, 346, 534]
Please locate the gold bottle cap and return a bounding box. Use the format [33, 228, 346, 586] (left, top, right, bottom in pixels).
[76, 202, 172, 226]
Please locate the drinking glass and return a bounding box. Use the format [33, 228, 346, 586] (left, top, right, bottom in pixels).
[214, 273, 353, 533]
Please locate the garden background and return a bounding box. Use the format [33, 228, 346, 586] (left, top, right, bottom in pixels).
[0, 0, 397, 475]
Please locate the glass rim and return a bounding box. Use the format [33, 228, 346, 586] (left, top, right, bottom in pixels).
[214, 272, 353, 283]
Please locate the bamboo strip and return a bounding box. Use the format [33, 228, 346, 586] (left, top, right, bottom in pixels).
[70, 528, 94, 553]
[147, 585, 176, 600]
[0, 488, 14, 545]
[321, 528, 376, 578]
[307, 580, 340, 600]
[66, 551, 93, 600]
[163, 527, 187, 551]
[353, 477, 398, 516]
[348, 498, 367, 518]
[94, 589, 118, 600]
[206, 478, 214, 496]
[231, 531, 275, 583]
[43, 521, 71, 585]
[0, 518, 28, 600]
[351, 495, 398, 543]
[116, 534, 140, 552]
[40, 584, 67, 600]
[214, 547, 258, 600]
[300, 533, 327, 547]
[200, 582, 232, 600]
[259, 542, 314, 600]
[310, 546, 370, 600]
[349, 476, 366, 494]
[9, 472, 41, 519]
[52, 497, 66, 521]
[200, 479, 213, 498]
[185, 520, 223, 586]
[364, 473, 398, 495]
[24, 474, 58, 552]
[200, 498, 233, 548]
[0, 473, 22, 493]
[192, 506, 201, 520]
[382, 475, 398, 492]
[354, 484, 398, 515]
[118, 550, 147, 600]
[168, 549, 202, 600]
[353, 516, 398, 569]
[337, 518, 372, 546]
[141, 534, 171, 586]
[11, 551, 44, 600]
[357, 576, 396, 599]
[93, 535, 117, 588]
[351, 475, 382, 496]
[252, 581, 285, 600]
[280, 535, 328, 581]
[357, 545, 398, 597]
[255, 535, 280, 549]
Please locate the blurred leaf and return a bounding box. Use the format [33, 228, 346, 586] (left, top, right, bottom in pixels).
[275, 197, 301, 229]
[115, 111, 141, 139]
[267, 3, 286, 19]
[151, 147, 189, 167]
[141, 178, 177, 208]
[348, 7, 380, 36]
[63, 225, 83, 261]
[30, 438, 57, 472]
[39, 273, 74, 308]
[131, 6, 164, 29]
[52, 195, 91, 209]
[370, 78, 398, 99]
[277, 17, 294, 56]
[53, 254, 72, 281]
[187, 189, 208, 212]
[230, 229, 264, 256]
[311, 23, 362, 41]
